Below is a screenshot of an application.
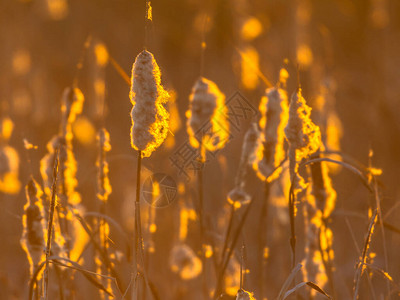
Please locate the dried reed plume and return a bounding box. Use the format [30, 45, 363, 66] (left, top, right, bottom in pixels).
[0, 116, 14, 143]
[228, 123, 261, 208]
[130, 50, 170, 158]
[302, 200, 328, 296]
[96, 127, 112, 299]
[186, 77, 229, 160]
[303, 150, 337, 292]
[284, 88, 321, 194]
[314, 78, 342, 154]
[129, 49, 170, 298]
[96, 128, 112, 202]
[0, 117, 21, 194]
[60, 87, 85, 142]
[40, 86, 87, 262]
[21, 177, 46, 278]
[92, 42, 109, 119]
[254, 87, 288, 182]
[236, 288, 256, 300]
[301, 79, 338, 295]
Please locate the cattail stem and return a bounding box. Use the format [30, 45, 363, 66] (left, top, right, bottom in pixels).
[240, 243, 244, 290]
[199, 16, 208, 77]
[197, 142, 208, 298]
[134, 150, 141, 274]
[144, 0, 152, 50]
[43, 148, 59, 300]
[258, 181, 270, 300]
[133, 150, 151, 299]
[214, 198, 254, 299]
[220, 204, 235, 267]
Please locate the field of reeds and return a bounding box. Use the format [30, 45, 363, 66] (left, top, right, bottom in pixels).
[1, 0, 400, 299]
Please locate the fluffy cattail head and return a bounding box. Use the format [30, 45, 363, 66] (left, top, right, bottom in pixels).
[20, 178, 46, 277]
[0, 117, 20, 194]
[0, 145, 21, 194]
[255, 87, 288, 182]
[96, 128, 112, 202]
[0, 117, 14, 143]
[169, 243, 202, 280]
[284, 89, 321, 161]
[284, 89, 321, 193]
[186, 77, 229, 154]
[40, 135, 61, 196]
[0, 146, 12, 178]
[236, 123, 262, 186]
[130, 50, 170, 157]
[61, 87, 84, 140]
[236, 289, 256, 300]
[227, 123, 260, 208]
[240, 123, 262, 168]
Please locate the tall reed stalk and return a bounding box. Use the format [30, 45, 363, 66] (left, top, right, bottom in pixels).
[43, 148, 59, 300]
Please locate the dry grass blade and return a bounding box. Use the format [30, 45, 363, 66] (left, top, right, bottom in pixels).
[283, 281, 332, 299]
[353, 209, 378, 300]
[51, 258, 114, 297]
[109, 55, 131, 85]
[277, 263, 302, 300]
[382, 222, 400, 235]
[287, 156, 375, 267]
[214, 197, 255, 299]
[299, 157, 372, 192]
[372, 177, 390, 297]
[288, 174, 297, 268]
[234, 46, 273, 88]
[219, 204, 235, 267]
[29, 256, 114, 299]
[84, 211, 131, 259]
[68, 205, 125, 292]
[365, 263, 400, 291]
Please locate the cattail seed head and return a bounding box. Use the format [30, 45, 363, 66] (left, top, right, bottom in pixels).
[240, 123, 262, 168]
[40, 135, 61, 197]
[284, 89, 321, 192]
[0, 117, 14, 143]
[285, 89, 321, 161]
[227, 123, 260, 208]
[236, 289, 256, 300]
[0, 145, 21, 194]
[169, 243, 202, 280]
[20, 178, 46, 278]
[130, 50, 170, 157]
[255, 87, 288, 182]
[186, 77, 229, 155]
[61, 87, 85, 141]
[96, 128, 112, 202]
[236, 123, 262, 186]
[0, 117, 21, 194]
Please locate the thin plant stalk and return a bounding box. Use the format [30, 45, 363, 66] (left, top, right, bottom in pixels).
[353, 209, 378, 300]
[220, 204, 235, 266]
[197, 141, 209, 298]
[43, 148, 59, 300]
[258, 182, 270, 300]
[214, 197, 254, 299]
[133, 150, 152, 299]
